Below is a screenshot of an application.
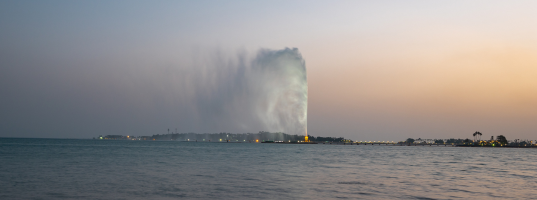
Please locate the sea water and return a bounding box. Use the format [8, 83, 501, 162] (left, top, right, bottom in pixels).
[1, 138, 536, 199]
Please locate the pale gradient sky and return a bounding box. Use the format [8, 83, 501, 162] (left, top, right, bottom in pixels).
[1, 0, 536, 141]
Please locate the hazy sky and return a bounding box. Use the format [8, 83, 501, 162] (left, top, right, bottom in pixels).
[1, 0, 536, 141]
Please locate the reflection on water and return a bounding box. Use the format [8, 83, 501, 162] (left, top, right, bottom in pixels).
[1, 138, 536, 199]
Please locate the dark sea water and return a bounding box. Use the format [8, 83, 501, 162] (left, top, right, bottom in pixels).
[1, 138, 536, 199]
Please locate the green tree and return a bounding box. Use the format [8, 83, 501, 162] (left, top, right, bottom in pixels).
[497, 135, 508, 145]
[406, 138, 415, 143]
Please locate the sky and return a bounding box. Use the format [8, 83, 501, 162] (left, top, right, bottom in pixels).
[1, 0, 536, 141]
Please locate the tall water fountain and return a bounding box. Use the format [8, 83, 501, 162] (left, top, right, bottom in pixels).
[186, 48, 308, 137]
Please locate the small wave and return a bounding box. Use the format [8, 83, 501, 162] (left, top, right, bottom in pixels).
[338, 181, 365, 185]
[409, 196, 437, 200]
[510, 173, 535, 179]
[448, 188, 476, 194]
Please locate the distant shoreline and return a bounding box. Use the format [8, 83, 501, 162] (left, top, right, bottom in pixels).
[3, 137, 536, 148]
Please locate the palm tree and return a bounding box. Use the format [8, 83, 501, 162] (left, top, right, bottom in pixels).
[472, 131, 483, 145]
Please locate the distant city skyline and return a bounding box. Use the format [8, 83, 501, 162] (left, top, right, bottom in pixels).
[1, 1, 536, 141]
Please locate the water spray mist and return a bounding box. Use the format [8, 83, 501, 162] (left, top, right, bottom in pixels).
[185, 47, 307, 136]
